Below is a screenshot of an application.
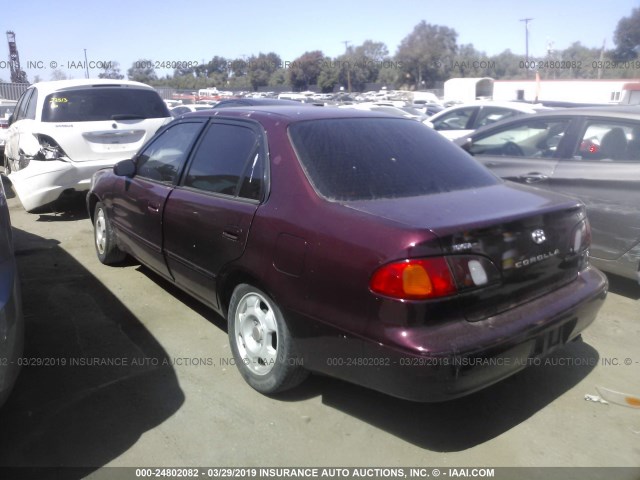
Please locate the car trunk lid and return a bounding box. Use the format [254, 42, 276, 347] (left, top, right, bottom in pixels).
[344, 183, 588, 320]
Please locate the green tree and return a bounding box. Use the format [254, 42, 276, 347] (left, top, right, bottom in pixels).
[247, 52, 282, 90]
[556, 42, 601, 79]
[288, 50, 324, 90]
[127, 59, 158, 83]
[50, 69, 68, 81]
[269, 68, 288, 87]
[395, 21, 458, 88]
[489, 49, 524, 80]
[613, 7, 640, 60]
[450, 44, 492, 78]
[98, 61, 124, 80]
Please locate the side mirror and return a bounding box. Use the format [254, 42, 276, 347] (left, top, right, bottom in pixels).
[114, 159, 136, 177]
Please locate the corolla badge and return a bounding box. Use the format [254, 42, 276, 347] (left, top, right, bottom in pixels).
[531, 229, 546, 245]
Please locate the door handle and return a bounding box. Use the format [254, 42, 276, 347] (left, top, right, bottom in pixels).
[147, 201, 160, 213]
[520, 173, 549, 184]
[222, 226, 242, 241]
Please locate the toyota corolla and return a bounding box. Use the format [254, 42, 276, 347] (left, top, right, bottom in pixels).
[87, 107, 607, 401]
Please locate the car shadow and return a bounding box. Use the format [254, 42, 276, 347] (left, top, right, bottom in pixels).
[134, 263, 598, 452]
[605, 273, 640, 300]
[0, 228, 184, 476]
[277, 340, 598, 452]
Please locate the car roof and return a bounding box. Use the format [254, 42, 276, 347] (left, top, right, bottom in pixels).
[432, 100, 548, 116]
[30, 79, 156, 95]
[184, 105, 402, 123]
[214, 98, 310, 107]
[523, 105, 640, 119]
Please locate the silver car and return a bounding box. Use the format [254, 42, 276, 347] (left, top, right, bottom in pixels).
[456, 106, 640, 284]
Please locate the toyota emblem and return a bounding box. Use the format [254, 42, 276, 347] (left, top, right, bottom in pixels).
[531, 229, 546, 244]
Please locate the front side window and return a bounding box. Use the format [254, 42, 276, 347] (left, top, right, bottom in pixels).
[574, 121, 640, 161]
[136, 122, 204, 184]
[41, 87, 169, 122]
[184, 123, 264, 200]
[475, 107, 521, 129]
[469, 118, 571, 158]
[431, 107, 476, 131]
[289, 118, 498, 201]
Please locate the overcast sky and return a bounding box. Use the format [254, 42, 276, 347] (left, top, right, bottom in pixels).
[2, 0, 638, 81]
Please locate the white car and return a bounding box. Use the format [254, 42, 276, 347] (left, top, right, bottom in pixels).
[170, 104, 213, 117]
[4, 80, 171, 212]
[425, 101, 550, 141]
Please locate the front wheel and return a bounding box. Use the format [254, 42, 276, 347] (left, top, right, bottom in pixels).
[94, 202, 126, 265]
[228, 284, 308, 394]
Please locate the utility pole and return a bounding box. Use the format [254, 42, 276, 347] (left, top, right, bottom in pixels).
[342, 40, 352, 93]
[520, 18, 533, 78]
[84, 49, 90, 78]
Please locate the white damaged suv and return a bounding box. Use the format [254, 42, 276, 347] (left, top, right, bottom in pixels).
[4, 80, 171, 212]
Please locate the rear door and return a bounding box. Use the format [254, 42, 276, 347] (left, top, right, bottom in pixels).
[111, 120, 206, 277]
[552, 117, 640, 261]
[163, 119, 266, 308]
[468, 115, 575, 186]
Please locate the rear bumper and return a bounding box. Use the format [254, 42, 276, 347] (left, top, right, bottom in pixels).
[8, 158, 120, 212]
[295, 266, 608, 402]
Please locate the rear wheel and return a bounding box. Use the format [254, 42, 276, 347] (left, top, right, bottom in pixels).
[228, 284, 308, 394]
[94, 202, 126, 265]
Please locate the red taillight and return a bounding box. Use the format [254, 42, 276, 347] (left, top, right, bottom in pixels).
[370, 258, 457, 300]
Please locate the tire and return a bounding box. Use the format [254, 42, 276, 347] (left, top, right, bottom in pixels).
[228, 284, 308, 394]
[93, 202, 126, 265]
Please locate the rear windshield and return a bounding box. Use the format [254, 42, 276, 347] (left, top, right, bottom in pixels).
[289, 118, 499, 201]
[41, 87, 169, 122]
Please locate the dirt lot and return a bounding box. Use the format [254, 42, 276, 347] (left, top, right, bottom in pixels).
[0, 184, 638, 476]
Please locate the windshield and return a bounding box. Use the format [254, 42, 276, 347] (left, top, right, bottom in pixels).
[289, 117, 499, 201]
[42, 87, 169, 122]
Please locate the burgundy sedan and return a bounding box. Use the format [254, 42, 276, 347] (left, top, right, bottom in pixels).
[87, 107, 607, 402]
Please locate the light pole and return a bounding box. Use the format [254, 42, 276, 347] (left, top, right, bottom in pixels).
[520, 18, 533, 78]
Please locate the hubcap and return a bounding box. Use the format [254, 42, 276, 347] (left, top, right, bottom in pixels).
[234, 292, 278, 375]
[95, 209, 107, 255]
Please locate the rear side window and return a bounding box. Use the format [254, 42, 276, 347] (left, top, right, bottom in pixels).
[41, 87, 169, 122]
[289, 118, 498, 201]
[184, 123, 264, 200]
[575, 121, 640, 162]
